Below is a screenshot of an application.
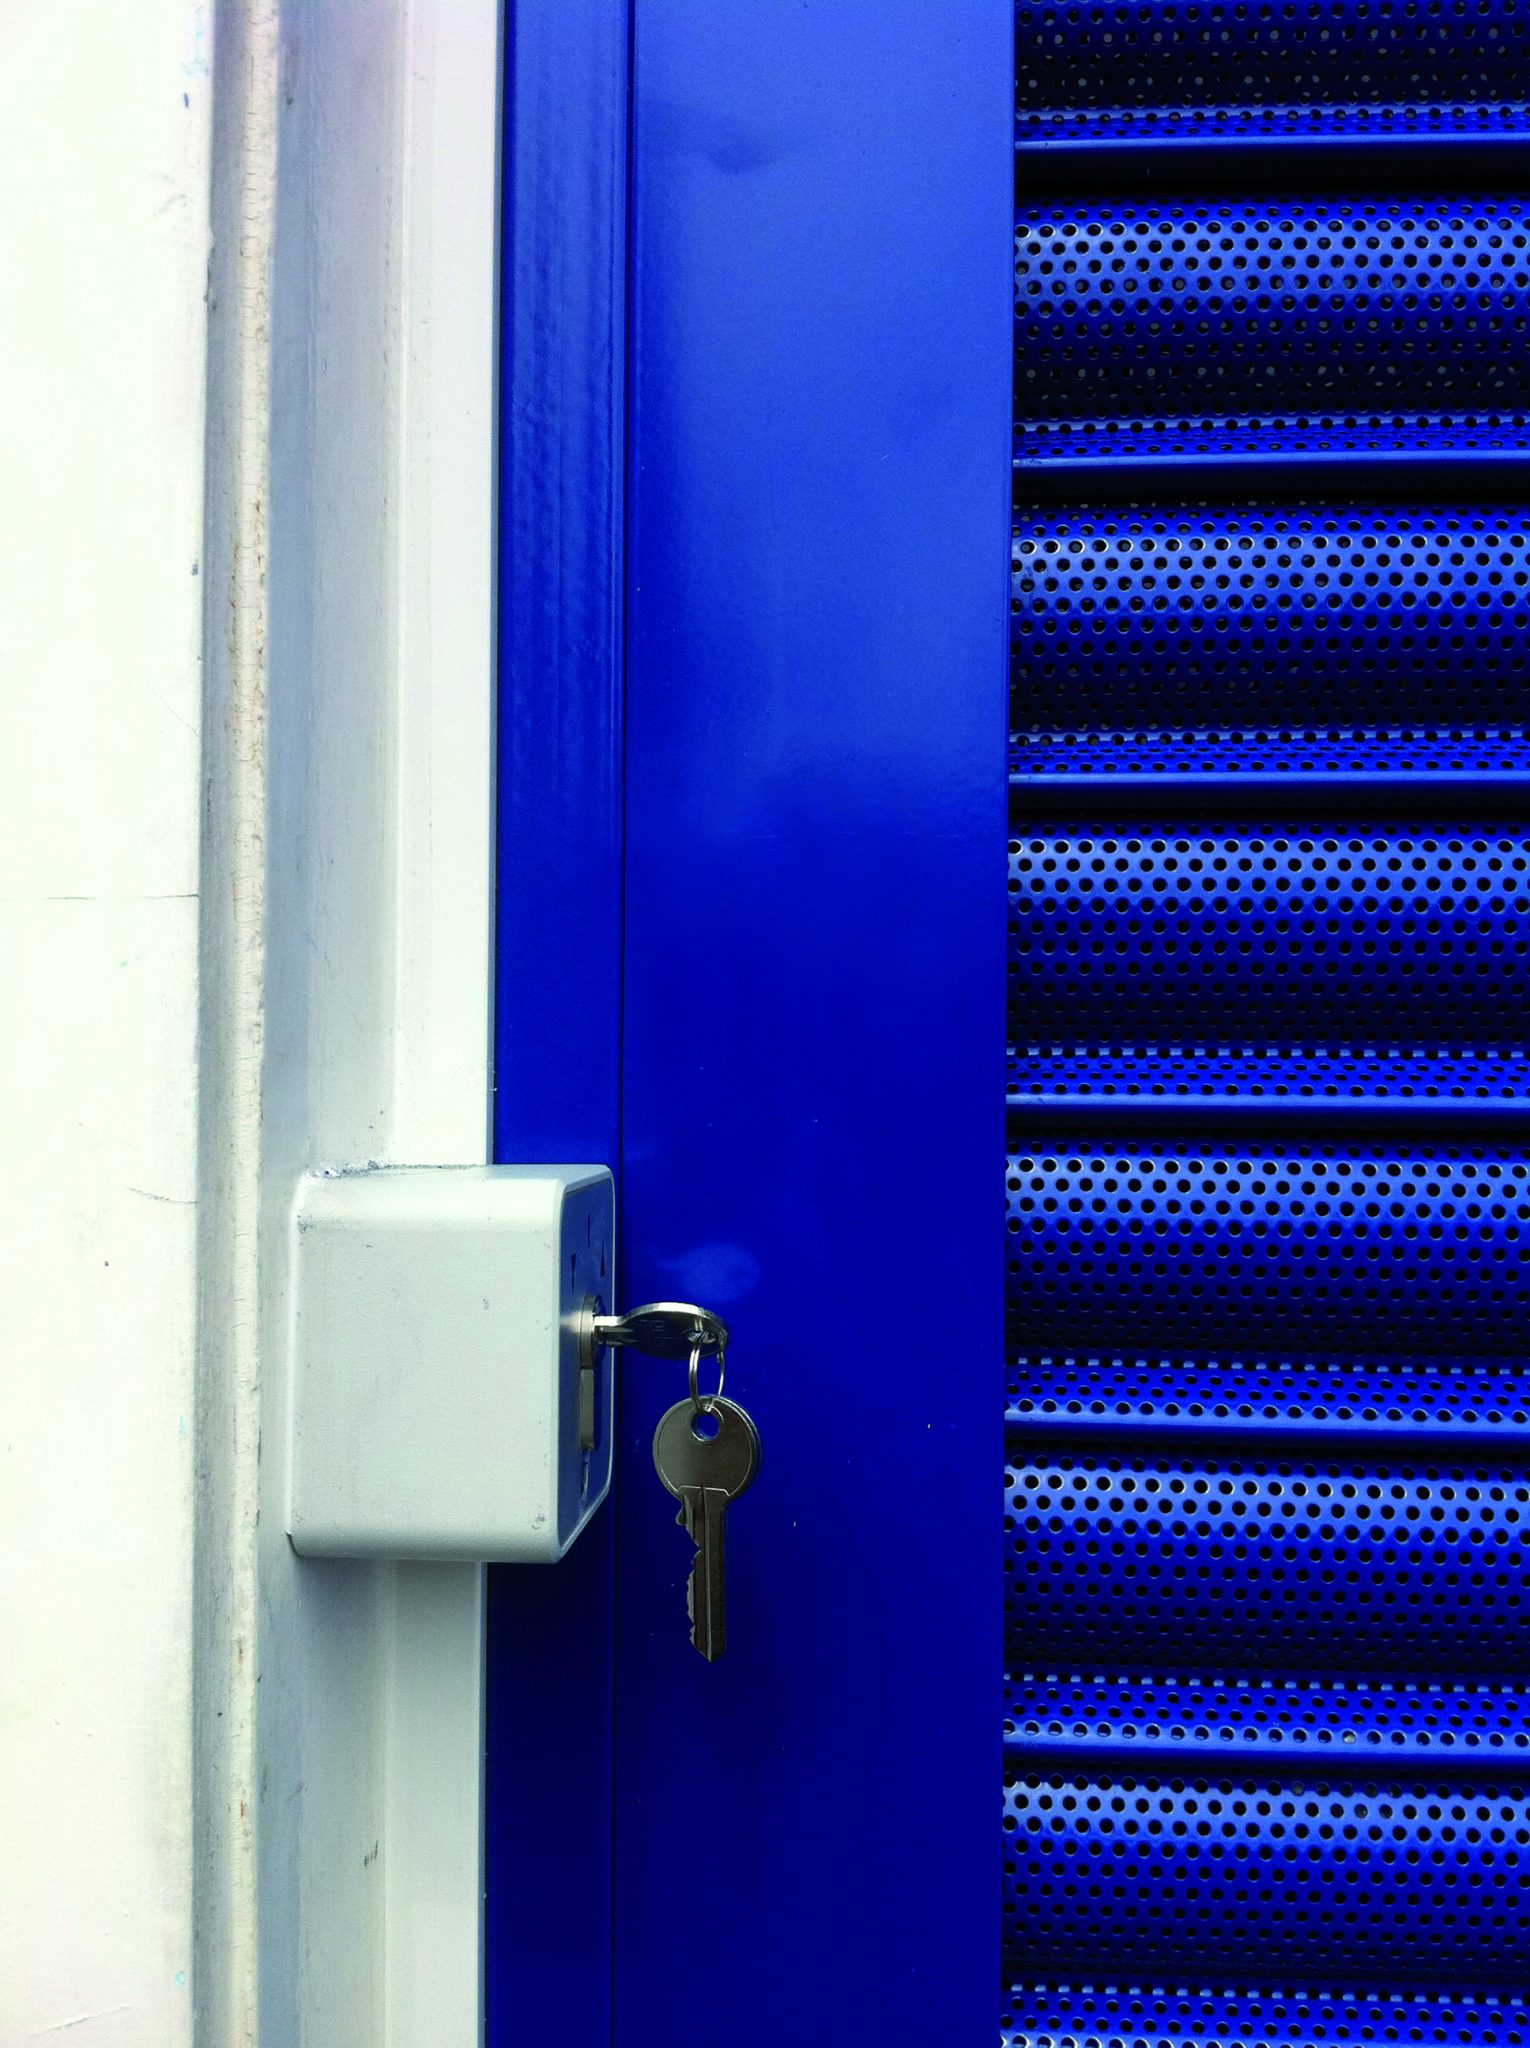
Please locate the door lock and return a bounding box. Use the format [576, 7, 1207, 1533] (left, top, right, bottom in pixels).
[286, 1164, 614, 1562]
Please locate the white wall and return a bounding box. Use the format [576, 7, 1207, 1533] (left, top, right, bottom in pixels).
[0, 4, 213, 2042]
[0, 8, 496, 2041]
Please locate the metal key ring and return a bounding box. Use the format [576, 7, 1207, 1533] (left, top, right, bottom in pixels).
[688, 1342, 726, 1417]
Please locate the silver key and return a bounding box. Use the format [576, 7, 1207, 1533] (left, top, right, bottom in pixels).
[575, 1299, 730, 1453]
[588, 1301, 729, 1361]
[652, 1396, 761, 1661]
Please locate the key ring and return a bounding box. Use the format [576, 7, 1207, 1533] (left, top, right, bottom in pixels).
[688, 1341, 726, 1417]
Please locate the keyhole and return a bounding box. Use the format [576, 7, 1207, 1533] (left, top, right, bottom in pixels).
[690, 1408, 720, 1441]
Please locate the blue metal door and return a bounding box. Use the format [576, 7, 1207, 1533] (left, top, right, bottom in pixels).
[491, 2, 1530, 2042]
[489, 3, 1007, 2041]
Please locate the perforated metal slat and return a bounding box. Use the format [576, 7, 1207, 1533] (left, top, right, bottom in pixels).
[1003, 1984, 1530, 2048]
[1007, 1046, 1530, 1116]
[1015, 419, 1530, 482]
[1006, 1142, 1530, 1353]
[1014, 0, 1530, 147]
[1015, 201, 1530, 433]
[1009, 826, 1530, 1040]
[1013, 733, 1530, 792]
[1005, 1453, 1530, 1670]
[1017, 110, 1530, 157]
[1012, 510, 1530, 731]
[1003, 1774, 1530, 1984]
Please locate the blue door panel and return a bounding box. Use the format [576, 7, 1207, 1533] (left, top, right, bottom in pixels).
[488, 0, 1530, 2039]
[613, 5, 1010, 2040]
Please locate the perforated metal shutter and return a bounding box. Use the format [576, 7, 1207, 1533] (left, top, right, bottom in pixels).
[1006, 9, 1530, 2042]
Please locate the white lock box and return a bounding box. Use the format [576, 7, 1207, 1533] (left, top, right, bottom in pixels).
[286, 1164, 614, 1561]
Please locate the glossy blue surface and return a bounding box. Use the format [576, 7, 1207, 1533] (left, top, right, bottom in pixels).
[492, 0, 628, 1167]
[613, 4, 1010, 2039]
[487, 2, 629, 2038]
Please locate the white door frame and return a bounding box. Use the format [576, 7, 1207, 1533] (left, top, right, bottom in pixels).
[198, 4, 500, 2040]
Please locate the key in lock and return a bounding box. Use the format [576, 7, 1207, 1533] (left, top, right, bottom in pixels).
[575, 1298, 730, 1451]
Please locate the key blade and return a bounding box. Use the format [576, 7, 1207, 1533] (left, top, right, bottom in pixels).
[593, 1302, 730, 1360]
[652, 1398, 760, 1662]
[690, 1485, 729, 1662]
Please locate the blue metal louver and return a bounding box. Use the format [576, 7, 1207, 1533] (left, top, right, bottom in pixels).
[1014, 0, 1530, 145]
[1009, 827, 1530, 1037]
[1003, 1769, 1530, 1982]
[1015, 202, 1530, 425]
[1004, 1985, 1530, 2048]
[1008, 3, 1530, 2042]
[1007, 1142, 1530, 1352]
[1011, 508, 1530, 731]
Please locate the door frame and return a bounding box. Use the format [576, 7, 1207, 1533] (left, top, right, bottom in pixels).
[202, 3, 501, 2040]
